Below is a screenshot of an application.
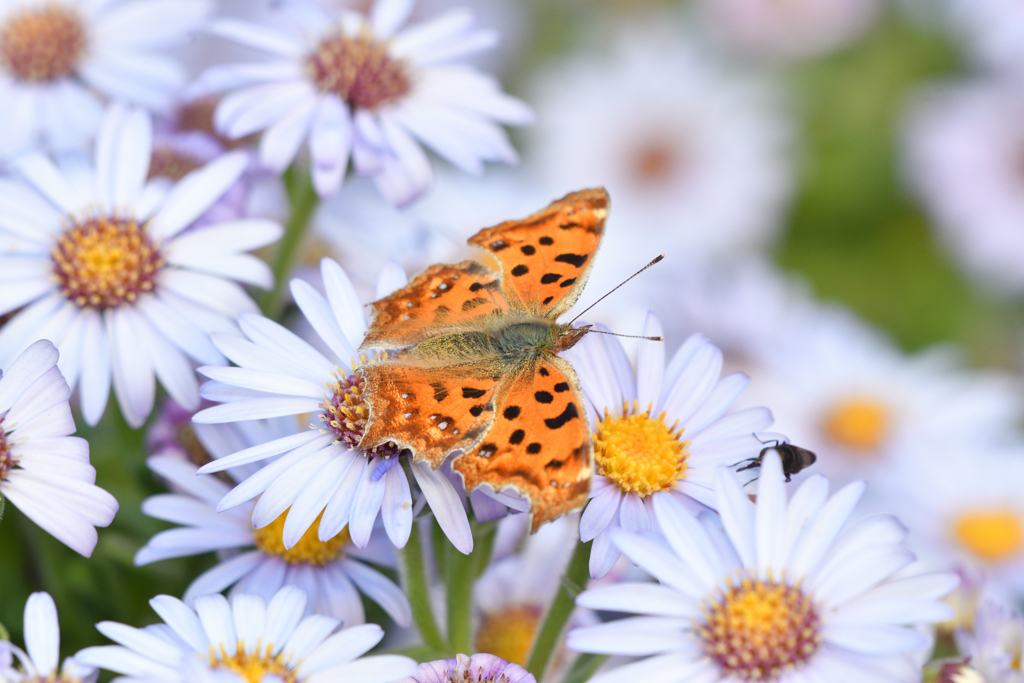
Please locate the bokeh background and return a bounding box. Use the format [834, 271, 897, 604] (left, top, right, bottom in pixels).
[4, 0, 1024, 661]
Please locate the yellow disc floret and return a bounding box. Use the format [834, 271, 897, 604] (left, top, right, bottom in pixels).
[953, 509, 1024, 563]
[594, 402, 687, 496]
[214, 644, 296, 683]
[0, 4, 86, 82]
[475, 605, 542, 667]
[306, 31, 410, 110]
[821, 398, 889, 451]
[696, 573, 821, 681]
[253, 509, 351, 566]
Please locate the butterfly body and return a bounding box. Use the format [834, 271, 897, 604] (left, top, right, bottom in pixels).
[358, 189, 608, 531]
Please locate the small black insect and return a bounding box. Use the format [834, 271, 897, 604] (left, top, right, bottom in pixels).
[734, 434, 817, 483]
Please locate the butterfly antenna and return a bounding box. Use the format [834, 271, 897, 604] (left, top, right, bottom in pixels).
[568, 254, 665, 325]
[588, 329, 663, 341]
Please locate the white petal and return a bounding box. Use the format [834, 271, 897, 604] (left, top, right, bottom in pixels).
[148, 152, 249, 240]
[411, 461, 472, 554]
[24, 592, 60, 674]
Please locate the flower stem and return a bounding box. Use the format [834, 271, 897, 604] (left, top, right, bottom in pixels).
[526, 537, 591, 681]
[444, 534, 476, 655]
[399, 520, 447, 654]
[261, 165, 318, 319]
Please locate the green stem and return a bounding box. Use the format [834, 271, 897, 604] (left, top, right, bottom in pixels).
[471, 521, 497, 579]
[260, 166, 319, 319]
[526, 537, 592, 682]
[398, 522, 447, 653]
[444, 535, 476, 655]
[561, 653, 609, 683]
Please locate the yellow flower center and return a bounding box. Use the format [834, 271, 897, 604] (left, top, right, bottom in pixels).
[213, 644, 296, 683]
[51, 216, 163, 310]
[696, 574, 821, 681]
[306, 31, 410, 110]
[252, 509, 350, 566]
[952, 509, 1024, 563]
[821, 398, 889, 451]
[594, 403, 687, 497]
[475, 606, 542, 667]
[0, 3, 86, 82]
[23, 676, 84, 683]
[631, 138, 681, 184]
[320, 364, 400, 460]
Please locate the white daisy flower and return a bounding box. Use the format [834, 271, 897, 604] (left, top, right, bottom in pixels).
[956, 600, 1024, 682]
[698, 0, 882, 61]
[193, 258, 480, 555]
[742, 311, 1023, 490]
[0, 591, 97, 682]
[75, 585, 419, 683]
[408, 653, 535, 683]
[564, 313, 777, 579]
[0, 0, 210, 157]
[880, 444, 1024, 599]
[188, 0, 534, 204]
[0, 339, 118, 557]
[0, 103, 283, 428]
[566, 452, 960, 682]
[136, 453, 412, 628]
[902, 80, 1024, 292]
[946, 0, 1024, 74]
[528, 31, 794, 311]
[473, 515, 594, 668]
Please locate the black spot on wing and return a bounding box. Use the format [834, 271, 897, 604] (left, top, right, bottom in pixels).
[555, 253, 588, 268]
[545, 402, 579, 430]
[479, 442, 497, 457]
[470, 405, 484, 417]
[503, 406, 521, 420]
[534, 391, 553, 404]
[430, 382, 449, 402]
[462, 297, 489, 312]
[469, 282, 484, 292]
[560, 221, 579, 230]
[554, 382, 569, 393]
[511, 264, 529, 277]
[521, 245, 536, 255]
[545, 459, 563, 470]
[509, 429, 525, 445]
[539, 236, 554, 245]
[542, 296, 553, 305]
[559, 278, 577, 289]
[541, 273, 560, 284]
[527, 442, 542, 454]
[462, 387, 487, 399]
[538, 367, 550, 377]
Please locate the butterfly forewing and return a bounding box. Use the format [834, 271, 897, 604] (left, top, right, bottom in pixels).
[453, 356, 592, 532]
[362, 261, 508, 351]
[360, 362, 500, 468]
[468, 188, 608, 319]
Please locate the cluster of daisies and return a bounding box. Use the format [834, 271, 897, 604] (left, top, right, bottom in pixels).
[0, 1, 1019, 683]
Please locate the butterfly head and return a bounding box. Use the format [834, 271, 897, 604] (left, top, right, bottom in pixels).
[552, 324, 592, 353]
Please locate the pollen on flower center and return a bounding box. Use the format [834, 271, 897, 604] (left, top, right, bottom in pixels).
[51, 216, 164, 310]
[631, 139, 681, 183]
[213, 643, 296, 683]
[696, 574, 822, 681]
[253, 509, 351, 566]
[952, 509, 1024, 563]
[821, 398, 889, 451]
[320, 364, 401, 460]
[475, 605, 542, 667]
[0, 424, 14, 481]
[0, 4, 86, 82]
[305, 31, 411, 109]
[594, 402, 687, 496]
[149, 146, 203, 181]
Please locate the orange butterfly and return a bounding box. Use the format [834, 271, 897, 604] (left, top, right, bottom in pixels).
[357, 188, 609, 531]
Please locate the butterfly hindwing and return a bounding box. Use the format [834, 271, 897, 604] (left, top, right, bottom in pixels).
[360, 361, 500, 468]
[452, 355, 592, 532]
[362, 261, 508, 351]
[468, 188, 608, 319]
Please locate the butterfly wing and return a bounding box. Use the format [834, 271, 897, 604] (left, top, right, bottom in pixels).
[468, 188, 608, 319]
[361, 261, 509, 351]
[452, 355, 592, 532]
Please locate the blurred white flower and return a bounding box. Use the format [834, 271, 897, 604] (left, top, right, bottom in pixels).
[903, 80, 1024, 292]
[0, 103, 282, 428]
[0, 592, 97, 682]
[0, 340, 118, 557]
[189, 0, 533, 204]
[742, 312, 1023, 490]
[567, 453, 959, 682]
[699, 0, 881, 61]
[881, 444, 1024, 598]
[528, 31, 794, 319]
[564, 314, 776, 579]
[0, 0, 210, 157]
[957, 600, 1024, 683]
[946, 0, 1024, 73]
[76, 586, 418, 683]
[193, 258, 479, 555]
[136, 453, 412, 628]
